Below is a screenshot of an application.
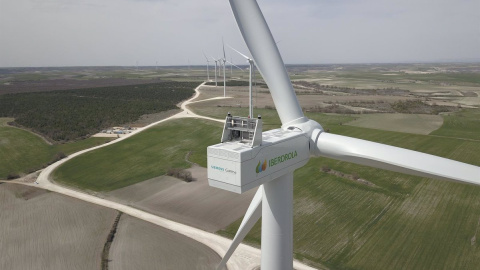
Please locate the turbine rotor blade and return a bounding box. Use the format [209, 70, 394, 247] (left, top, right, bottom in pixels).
[223, 37, 227, 61]
[229, 0, 306, 126]
[216, 186, 263, 270]
[228, 44, 251, 61]
[226, 60, 244, 71]
[314, 132, 480, 185]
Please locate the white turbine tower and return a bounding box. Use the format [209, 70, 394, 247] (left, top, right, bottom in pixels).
[222, 38, 227, 97]
[229, 45, 255, 118]
[202, 52, 211, 81]
[211, 56, 218, 87]
[207, 1, 480, 270]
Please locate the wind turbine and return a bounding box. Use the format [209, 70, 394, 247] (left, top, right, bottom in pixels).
[222, 38, 227, 97]
[229, 44, 255, 118]
[202, 52, 211, 81]
[207, 1, 480, 270]
[226, 59, 243, 73]
[211, 56, 218, 86]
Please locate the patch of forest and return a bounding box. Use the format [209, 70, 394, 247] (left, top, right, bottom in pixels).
[0, 81, 198, 142]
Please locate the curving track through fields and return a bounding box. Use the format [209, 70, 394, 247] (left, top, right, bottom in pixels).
[13, 82, 317, 270]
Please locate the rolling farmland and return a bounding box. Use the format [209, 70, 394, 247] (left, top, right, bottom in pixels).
[54, 109, 480, 269]
[4, 65, 480, 270]
[220, 117, 480, 270]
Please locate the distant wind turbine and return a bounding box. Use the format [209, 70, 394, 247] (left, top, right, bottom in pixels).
[211, 56, 218, 86]
[222, 38, 227, 97]
[202, 52, 211, 81]
[229, 44, 255, 118]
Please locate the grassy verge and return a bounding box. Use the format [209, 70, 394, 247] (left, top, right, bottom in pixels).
[0, 118, 111, 179]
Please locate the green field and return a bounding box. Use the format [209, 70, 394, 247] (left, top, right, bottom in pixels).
[344, 114, 443, 135]
[430, 109, 480, 141]
[4, 64, 480, 269]
[0, 118, 111, 179]
[219, 114, 480, 270]
[52, 109, 480, 269]
[52, 119, 222, 191]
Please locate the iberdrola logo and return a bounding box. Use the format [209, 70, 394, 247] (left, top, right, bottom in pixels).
[256, 159, 267, 174]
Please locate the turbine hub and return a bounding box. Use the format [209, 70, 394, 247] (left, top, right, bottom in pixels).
[282, 118, 323, 155]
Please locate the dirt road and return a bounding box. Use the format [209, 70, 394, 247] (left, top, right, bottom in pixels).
[25, 82, 317, 270]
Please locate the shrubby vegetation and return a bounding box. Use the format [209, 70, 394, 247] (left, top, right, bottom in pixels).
[391, 99, 457, 114]
[166, 168, 193, 182]
[0, 82, 197, 142]
[294, 80, 410, 96]
[303, 100, 458, 115]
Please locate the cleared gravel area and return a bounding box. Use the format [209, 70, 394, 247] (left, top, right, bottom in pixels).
[0, 183, 117, 270]
[109, 215, 221, 270]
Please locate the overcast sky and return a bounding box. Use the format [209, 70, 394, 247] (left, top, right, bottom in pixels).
[1, 0, 479, 67]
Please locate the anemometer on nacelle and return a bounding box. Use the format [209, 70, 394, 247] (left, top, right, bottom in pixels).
[208, 112, 310, 193]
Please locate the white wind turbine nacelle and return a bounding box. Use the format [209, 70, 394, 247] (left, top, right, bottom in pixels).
[207, 0, 480, 270]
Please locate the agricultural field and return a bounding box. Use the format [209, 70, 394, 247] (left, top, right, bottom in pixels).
[0, 66, 208, 94]
[0, 183, 117, 270]
[4, 64, 480, 270]
[109, 215, 221, 270]
[0, 82, 197, 142]
[220, 111, 480, 270]
[52, 119, 223, 191]
[345, 114, 443, 135]
[0, 118, 110, 179]
[104, 167, 256, 232]
[430, 109, 480, 140]
[53, 108, 480, 269]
